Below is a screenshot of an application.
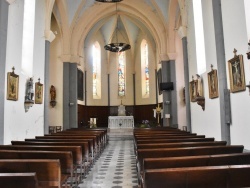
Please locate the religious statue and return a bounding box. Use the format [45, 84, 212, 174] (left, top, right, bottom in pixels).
[26, 77, 34, 101]
[50, 85, 57, 107]
[50, 85, 56, 101]
[118, 100, 126, 116]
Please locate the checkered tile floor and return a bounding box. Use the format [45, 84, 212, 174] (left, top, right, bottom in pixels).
[79, 138, 138, 188]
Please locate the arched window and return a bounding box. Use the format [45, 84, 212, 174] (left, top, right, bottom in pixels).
[92, 42, 101, 99]
[141, 39, 149, 98]
[118, 52, 125, 96]
[193, 0, 206, 74]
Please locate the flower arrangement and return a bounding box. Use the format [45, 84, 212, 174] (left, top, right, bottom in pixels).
[140, 120, 150, 128]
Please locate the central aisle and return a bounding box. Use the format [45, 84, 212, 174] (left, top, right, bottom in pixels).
[79, 137, 138, 188]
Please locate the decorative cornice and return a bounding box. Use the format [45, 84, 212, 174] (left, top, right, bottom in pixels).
[44, 30, 56, 42]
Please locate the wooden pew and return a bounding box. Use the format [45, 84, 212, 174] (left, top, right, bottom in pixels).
[0, 145, 86, 178]
[0, 172, 38, 188]
[137, 145, 244, 174]
[143, 165, 250, 188]
[135, 137, 215, 145]
[0, 150, 78, 186]
[25, 138, 95, 160]
[136, 141, 227, 149]
[11, 141, 89, 163]
[143, 153, 250, 171]
[50, 131, 105, 153]
[135, 135, 206, 140]
[0, 159, 67, 188]
[34, 136, 97, 159]
[11, 140, 91, 176]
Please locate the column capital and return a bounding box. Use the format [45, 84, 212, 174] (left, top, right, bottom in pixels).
[44, 30, 56, 42]
[60, 54, 83, 65]
[159, 54, 169, 62]
[177, 26, 187, 39]
[6, 0, 16, 4]
[167, 53, 177, 61]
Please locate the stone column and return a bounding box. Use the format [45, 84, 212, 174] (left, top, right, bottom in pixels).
[0, 0, 10, 144]
[160, 54, 178, 127]
[44, 30, 55, 134]
[178, 26, 192, 132]
[212, 0, 231, 144]
[63, 63, 78, 130]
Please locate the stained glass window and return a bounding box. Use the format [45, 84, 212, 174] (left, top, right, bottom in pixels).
[144, 42, 149, 94]
[141, 40, 149, 97]
[118, 52, 125, 96]
[92, 42, 101, 97]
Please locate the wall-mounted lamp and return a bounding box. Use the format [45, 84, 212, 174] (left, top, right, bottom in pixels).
[24, 77, 34, 112]
[247, 40, 250, 60]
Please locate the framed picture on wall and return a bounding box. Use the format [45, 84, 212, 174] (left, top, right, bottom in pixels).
[35, 79, 43, 104]
[7, 67, 19, 101]
[207, 69, 219, 99]
[78, 69, 84, 101]
[189, 79, 197, 102]
[228, 54, 245, 93]
[157, 68, 162, 95]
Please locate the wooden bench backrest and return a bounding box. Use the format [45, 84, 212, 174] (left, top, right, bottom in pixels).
[0, 145, 82, 165]
[135, 135, 206, 140]
[25, 138, 94, 153]
[11, 141, 89, 161]
[0, 150, 73, 174]
[137, 141, 227, 149]
[135, 137, 215, 145]
[144, 165, 250, 188]
[138, 145, 244, 170]
[0, 172, 38, 188]
[143, 153, 250, 170]
[0, 159, 61, 187]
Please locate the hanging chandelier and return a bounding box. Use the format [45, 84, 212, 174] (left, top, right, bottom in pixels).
[103, 3, 131, 52]
[95, 0, 123, 2]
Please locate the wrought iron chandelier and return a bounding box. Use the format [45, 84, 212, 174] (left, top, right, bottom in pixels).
[102, 3, 131, 52]
[95, 0, 123, 2]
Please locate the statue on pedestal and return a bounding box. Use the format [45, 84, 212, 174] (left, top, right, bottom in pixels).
[118, 100, 126, 116]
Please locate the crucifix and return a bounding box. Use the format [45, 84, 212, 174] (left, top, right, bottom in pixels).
[154, 104, 161, 126]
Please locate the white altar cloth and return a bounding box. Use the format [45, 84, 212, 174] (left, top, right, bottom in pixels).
[108, 116, 134, 129]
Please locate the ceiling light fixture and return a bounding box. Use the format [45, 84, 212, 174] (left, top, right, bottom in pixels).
[103, 3, 131, 52]
[95, 0, 123, 2]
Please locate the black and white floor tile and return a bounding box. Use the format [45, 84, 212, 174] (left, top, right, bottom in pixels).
[79, 137, 138, 188]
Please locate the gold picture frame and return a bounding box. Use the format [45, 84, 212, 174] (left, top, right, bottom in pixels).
[228, 54, 245, 93]
[35, 79, 43, 104]
[189, 79, 197, 102]
[207, 69, 219, 99]
[7, 67, 19, 101]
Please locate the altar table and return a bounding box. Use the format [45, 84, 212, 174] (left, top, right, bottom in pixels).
[108, 116, 134, 129]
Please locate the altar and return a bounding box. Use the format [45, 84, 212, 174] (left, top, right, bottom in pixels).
[108, 116, 134, 129]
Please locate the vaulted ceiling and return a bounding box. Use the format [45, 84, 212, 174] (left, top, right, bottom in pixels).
[51, 0, 183, 62]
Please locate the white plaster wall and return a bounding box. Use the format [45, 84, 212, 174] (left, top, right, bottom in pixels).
[175, 33, 186, 129]
[221, 0, 250, 149]
[4, 0, 46, 144]
[244, 0, 250, 39]
[187, 0, 221, 140]
[49, 16, 63, 127]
